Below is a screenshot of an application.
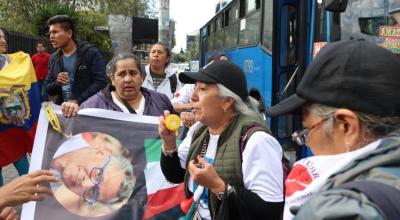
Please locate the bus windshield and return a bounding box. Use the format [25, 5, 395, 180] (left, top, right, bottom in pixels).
[339, 0, 400, 54]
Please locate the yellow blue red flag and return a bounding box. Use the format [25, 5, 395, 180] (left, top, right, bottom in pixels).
[0, 51, 40, 166]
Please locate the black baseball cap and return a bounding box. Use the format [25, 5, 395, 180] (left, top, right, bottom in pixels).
[179, 60, 248, 101]
[267, 39, 400, 117]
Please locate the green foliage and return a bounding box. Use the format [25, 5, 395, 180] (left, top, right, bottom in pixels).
[187, 41, 200, 60]
[0, 0, 61, 33]
[31, 3, 78, 37]
[77, 11, 110, 51]
[97, 0, 153, 17]
[172, 52, 188, 63]
[0, 0, 156, 53]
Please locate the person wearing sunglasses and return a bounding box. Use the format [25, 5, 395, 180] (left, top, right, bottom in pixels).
[267, 40, 400, 220]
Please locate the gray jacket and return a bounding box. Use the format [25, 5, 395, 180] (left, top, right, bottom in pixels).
[295, 129, 400, 220]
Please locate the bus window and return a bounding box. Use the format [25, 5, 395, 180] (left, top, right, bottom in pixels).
[215, 16, 224, 51]
[225, 24, 239, 49]
[224, 10, 230, 27]
[233, 3, 239, 20]
[238, 0, 261, 47]
[247, 0, 256, 13]
[224, 3, 239, 50]
[206, 23, 215, 54]
[216, 16, 223, 30]
[276, 71, 296, 139]
[280, 5, 297, 66]
[314, 3, 328, 42]
[239, 0, 246, 18]
[262, 0, 273, 52]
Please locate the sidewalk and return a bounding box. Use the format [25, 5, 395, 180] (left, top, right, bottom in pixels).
[2, 164, 22, 213]
[3, 164, 18, 185]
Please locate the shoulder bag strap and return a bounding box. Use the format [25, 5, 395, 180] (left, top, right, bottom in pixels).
[337, 180, 400, 220]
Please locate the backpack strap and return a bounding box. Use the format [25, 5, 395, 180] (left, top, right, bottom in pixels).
[141, 64, 146, 80]
[337, 180, 400, 220]
[121, 99, 137, 114]
[240, 125, 291, 184]
[239, 125, 265, 161]
[169, 74, 177, 94]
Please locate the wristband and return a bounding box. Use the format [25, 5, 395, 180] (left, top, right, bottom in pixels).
[162, 144, 177, 157]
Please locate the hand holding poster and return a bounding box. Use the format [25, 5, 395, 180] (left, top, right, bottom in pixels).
[22, 105, 186, 220]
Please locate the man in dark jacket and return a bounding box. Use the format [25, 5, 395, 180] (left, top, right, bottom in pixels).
[45, 15, 107, 117]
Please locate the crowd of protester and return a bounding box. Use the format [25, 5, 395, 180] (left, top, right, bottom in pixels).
[1, 13, 400, 220]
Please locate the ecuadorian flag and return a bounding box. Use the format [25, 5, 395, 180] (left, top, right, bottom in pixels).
[0, 51, 40, 166]
[143, 138, 186, 219]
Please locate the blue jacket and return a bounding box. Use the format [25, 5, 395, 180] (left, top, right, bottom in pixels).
[45, 42, 107, 105]
[80, 85, 176, 116]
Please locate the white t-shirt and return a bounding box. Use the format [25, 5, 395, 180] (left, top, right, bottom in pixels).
[178, 122, 284, 219]
[171, 84, 195, 104]
[111, 91, 145, 115]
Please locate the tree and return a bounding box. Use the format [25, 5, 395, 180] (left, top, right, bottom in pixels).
[77, 11, 110, 51]
[0, 0, 156, 52]
[171, 51, 188, 63]
[31, 3, 78, 37]
[0, 0, 76, 33]
[29, 2, 110, 51]
[187, 41, 199, 60]
[186, 33, 200, 61]
[97, 0, 155, 17]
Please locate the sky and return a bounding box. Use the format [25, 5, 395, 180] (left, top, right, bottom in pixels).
[169, 0, 219, 52]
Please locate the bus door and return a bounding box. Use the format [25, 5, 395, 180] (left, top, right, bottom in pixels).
[200, 26, 208, 67]
[272, 0, 303, 161]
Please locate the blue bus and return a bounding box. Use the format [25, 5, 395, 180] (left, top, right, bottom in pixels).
[199, 0, 400, 161]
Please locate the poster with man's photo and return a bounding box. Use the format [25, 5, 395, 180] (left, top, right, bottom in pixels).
[21, 105, 185, 220]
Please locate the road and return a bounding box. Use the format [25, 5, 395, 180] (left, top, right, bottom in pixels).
[2, 163, 19, 185]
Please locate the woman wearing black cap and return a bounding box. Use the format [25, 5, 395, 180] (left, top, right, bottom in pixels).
[159, 60, 284, 219]
[267, 40, 400, 219]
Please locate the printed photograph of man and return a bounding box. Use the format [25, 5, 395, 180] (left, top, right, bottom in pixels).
[49, 132, 135, 217]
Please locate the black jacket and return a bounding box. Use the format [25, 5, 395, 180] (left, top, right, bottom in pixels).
[45, 42, 107, 105]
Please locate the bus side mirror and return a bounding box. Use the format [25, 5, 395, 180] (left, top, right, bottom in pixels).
[358, 16, 390, 36]
[325, 0, 348, 13]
